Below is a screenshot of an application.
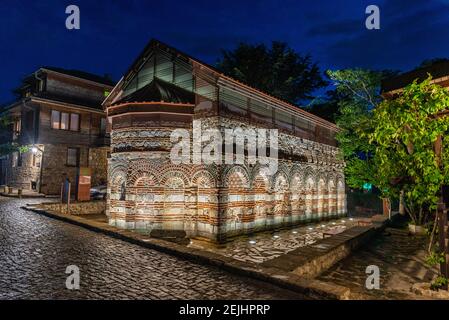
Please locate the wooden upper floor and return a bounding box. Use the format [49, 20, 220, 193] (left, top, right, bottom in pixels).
[2, 67, 114, 147]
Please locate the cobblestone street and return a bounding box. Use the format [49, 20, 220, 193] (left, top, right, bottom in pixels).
[0, 196, 304, 300]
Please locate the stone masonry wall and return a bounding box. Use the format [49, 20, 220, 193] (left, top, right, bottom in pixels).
[4, 149, 42, 190]
[107, 117, 347, 242]
[40, 144, 109, 195]
[89, 147, 109, 187]
[40, 144, 88, 195]
[38, 200, 105, 215]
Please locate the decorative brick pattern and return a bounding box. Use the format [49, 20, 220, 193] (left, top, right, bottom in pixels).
[107, 117, 347, 243]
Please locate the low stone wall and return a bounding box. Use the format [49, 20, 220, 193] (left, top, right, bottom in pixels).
[261, 216, 391, 279]
[38, 200, 105, 215]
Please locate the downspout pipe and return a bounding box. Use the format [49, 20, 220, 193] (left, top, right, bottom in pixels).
[23, 99, 43, 194]
[34, 70, 44, 91]
[32, 70, 44, 194]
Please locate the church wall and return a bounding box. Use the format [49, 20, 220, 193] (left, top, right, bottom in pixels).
[106, 116, 346, 243]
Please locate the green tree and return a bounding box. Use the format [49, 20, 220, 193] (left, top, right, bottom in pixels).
[326, 69, 385, 189]
[367, 77, 449, 225]
[329, 70, 447, 225]
[369, 78, 449, 288]
[217, 41, 327, 104]
[0, 114, 27, 156]
[302, 90, 342, 123]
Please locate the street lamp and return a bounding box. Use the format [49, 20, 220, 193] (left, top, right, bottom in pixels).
[31, 145, 44, 154]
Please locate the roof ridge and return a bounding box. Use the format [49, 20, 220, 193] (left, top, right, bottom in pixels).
[42, 66, 116, 86]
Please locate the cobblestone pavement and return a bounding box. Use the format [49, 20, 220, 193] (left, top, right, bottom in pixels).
[189, 218, 359, 263]
[0, 196, 304, 300]
[318, 222, 439, 300]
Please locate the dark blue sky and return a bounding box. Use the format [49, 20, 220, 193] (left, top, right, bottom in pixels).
[1, 0, 448, 103]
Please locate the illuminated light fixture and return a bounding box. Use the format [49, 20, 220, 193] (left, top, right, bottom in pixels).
[308, 227, 313, 230]
[363, 183, 372, 191]
[332, 222, 336, 225]
[249, 240, 256, 244]
[31, 146, 38, 154]
[292, 231, 298, 234]
[349, 218, 354, 221]
[341, 220, 346, 223]
[273, 235, 280, 239]
[321, 224, 326, 228]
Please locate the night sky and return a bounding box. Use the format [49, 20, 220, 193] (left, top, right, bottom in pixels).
[0, 0, 447, 103]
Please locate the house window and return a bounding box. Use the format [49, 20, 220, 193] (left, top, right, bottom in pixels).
[60, 112, 69, 130]
[51, 110, 60, 129]
[70, 113, 80, 131]
[51, 110, 80, 131]
[13, 118, 21, 135]
[67, 148, 79, 167]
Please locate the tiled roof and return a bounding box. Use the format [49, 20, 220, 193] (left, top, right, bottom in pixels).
[382, 61, 449, 93]
[115, 39, 338, 130]
[35, 92, 104, 110]
[43, 66, 116, 86]
[113, 78, 195, 105]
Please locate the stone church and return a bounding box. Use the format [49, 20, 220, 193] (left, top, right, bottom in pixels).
[103, 39, 346, 242]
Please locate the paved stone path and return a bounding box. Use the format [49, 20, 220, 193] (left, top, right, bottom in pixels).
[0, 196, 304, 300]
[318, 224, 438, 299]
[189, 218, 359, 264]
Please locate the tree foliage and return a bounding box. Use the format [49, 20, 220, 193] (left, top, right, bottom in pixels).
[302, 90, 342, 123]
[326, 69, 385, 189]
[366, 78, 449, 224]
[0, 114, 27, 156]
[329, 68, 449, 225]
[217, 41, 327, 104]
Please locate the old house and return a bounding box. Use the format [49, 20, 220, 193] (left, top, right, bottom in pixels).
[0, 67, 114, 194]
[103, 39, 347, 242]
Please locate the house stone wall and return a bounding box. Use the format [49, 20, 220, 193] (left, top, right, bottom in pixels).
[4, 149, 41, 191]
[89, 147, 109, 187]
[40, 144, 88, 195]
[39, 144, 109, 195]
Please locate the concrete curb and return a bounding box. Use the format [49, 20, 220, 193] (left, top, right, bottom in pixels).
[22, 205, 388, 300]
[1, 192, 47, 199]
